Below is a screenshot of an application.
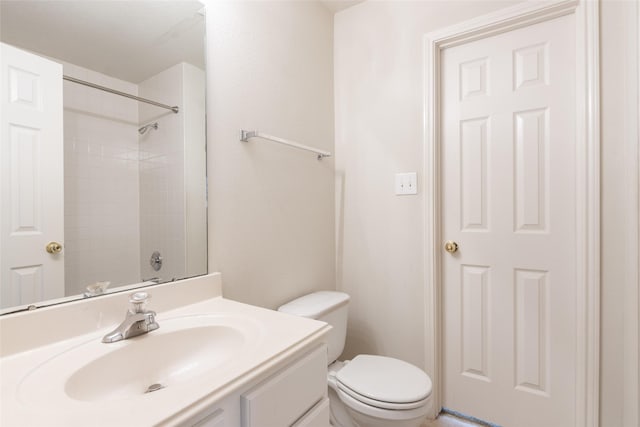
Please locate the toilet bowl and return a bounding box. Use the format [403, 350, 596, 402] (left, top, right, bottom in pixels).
[328, 356, 432, 427]
[278, 291, 432, 427]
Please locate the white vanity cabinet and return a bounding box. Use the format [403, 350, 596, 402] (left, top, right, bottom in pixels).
[0, 275, 332, 427]
[183, 345, 329, 427]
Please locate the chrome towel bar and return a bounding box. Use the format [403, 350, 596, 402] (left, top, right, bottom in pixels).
[240, 130, 332, 160]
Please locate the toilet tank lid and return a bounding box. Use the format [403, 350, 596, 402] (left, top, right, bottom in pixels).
[278, 291, 350, 319]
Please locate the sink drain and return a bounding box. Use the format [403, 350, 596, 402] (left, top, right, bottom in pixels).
[145, 383, 165, 393]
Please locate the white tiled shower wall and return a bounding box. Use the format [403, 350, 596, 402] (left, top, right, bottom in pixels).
[137, 62, 206, 283]
[62, 61, 141, 296]
[60, 57, 204, 296]
[138, 64, 186, 283]
[182, 64, 207, 279]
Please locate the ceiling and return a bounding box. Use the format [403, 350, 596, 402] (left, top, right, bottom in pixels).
[319, 0, 365, 14]
[0, 0, 364, 83]
[0, 1, 205, 83]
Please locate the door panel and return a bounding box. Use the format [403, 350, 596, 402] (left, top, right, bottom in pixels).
[1, 43, 64, 308]
[441, 14, 576, 427]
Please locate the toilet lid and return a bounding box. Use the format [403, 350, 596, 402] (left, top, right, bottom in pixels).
[335, 355, 432, 406]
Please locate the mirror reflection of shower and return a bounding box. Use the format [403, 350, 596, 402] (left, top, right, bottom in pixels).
[139, 122, 158, 135]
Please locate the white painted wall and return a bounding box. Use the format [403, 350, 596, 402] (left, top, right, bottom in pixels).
[62, 61, 140, 296]
[196, 0, 637, 422]
[334, 0, 520, 369]
[205, 0, 335, 309]
[600, 0, 639, 424]
[335, 0, 638, 423]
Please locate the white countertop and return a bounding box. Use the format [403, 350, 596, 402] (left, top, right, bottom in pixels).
[0, 274, 330, 426]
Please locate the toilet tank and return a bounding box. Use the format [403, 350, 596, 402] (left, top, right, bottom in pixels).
[278, 291, 350, 364]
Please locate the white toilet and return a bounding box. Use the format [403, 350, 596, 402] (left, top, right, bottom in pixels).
[278, 291, 432, 427]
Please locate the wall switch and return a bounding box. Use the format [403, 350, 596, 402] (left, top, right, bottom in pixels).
[395, 172, 418, 195]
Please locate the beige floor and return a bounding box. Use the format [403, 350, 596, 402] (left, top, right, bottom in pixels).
[422, 413, 484, 427]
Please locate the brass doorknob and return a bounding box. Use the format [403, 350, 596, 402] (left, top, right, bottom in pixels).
[444, 241, 458, 254]
[46, 241, 63, 254]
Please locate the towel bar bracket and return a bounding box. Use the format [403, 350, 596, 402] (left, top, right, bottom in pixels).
[240, 130, 257, 142]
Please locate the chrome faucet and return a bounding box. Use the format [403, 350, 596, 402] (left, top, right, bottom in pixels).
[102, 292, 159, 343]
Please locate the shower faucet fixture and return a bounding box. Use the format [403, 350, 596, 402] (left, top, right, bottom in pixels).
[150, 251, 163, 271]
[138, 122, 158, 135]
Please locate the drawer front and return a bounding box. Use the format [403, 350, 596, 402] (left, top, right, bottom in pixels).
[241, 345, 327, 427]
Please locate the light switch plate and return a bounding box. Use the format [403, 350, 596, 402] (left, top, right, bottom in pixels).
[395, 172, 418, 195]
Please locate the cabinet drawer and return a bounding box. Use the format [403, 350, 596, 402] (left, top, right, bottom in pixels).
[241, 345, 327, 427]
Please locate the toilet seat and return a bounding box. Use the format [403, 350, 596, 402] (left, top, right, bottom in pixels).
[336, 382, 428, 410]
[335, 355, 432, 411]
[335, 387, 430, 422]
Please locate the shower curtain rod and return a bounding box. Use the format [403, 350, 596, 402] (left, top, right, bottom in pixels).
[240, 130, 332, 160]
[63, 75, 179, 114]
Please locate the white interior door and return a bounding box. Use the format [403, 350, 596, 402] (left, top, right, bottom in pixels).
[1, 43, 64, 309]
[441, 14, 576, 427]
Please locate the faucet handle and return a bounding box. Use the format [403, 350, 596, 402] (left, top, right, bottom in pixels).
[129, 291, 150, 313]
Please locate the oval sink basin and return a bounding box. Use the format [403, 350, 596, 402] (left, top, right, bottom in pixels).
[17, 315, 262, 404]
[66, 325, 243, 401]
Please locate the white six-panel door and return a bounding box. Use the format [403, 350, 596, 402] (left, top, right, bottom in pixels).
[441, 14, 576, 426]
[0, 43, 64, 309]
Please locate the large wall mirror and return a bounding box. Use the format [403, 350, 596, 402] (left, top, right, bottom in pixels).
[0, 1, 207, 313]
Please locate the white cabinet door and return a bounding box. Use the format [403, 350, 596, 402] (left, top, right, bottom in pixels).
[241, 345, 327, 427]
[292, 398, 330, 427]
[0, 43, 64, 308]
[441, 14, 577, 427]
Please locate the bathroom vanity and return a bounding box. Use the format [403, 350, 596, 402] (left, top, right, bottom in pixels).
[0, 274, 331, 426]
